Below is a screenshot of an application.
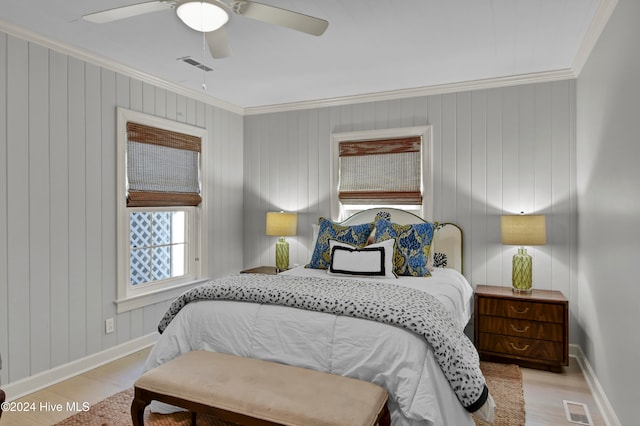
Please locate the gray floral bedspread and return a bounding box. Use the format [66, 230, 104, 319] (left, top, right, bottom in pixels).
[157, 273, 489, 412]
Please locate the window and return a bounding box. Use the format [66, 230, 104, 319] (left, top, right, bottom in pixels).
[129, 210, 187, 285]
[116, 108, 207, 313]
[330, 127, 432, 221]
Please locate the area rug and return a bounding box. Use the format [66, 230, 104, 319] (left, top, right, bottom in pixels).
[473, 361, 525, 426]
[54, 361, 524, 426]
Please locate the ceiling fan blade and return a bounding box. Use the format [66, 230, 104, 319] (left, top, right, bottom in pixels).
[83, 1, 174, 24]
[232, 1, 328, 36]
[206, 28, 232, 58]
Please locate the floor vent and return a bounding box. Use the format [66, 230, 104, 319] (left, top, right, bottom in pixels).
[177, 57, 213, 72]
[563, 400, 593, 425]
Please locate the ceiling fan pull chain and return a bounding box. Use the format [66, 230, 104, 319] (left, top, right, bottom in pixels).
[201, 32, 207, 91]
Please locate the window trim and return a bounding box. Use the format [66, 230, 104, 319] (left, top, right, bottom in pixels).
[330, 126, 433, 221]
[116, 108, 208, 313]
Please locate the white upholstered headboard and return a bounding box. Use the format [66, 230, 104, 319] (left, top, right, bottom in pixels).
[340, 208, 463, 274]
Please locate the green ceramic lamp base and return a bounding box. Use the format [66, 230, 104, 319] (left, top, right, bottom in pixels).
[275, 237, 289, 272]
[512, 247, 533, 293]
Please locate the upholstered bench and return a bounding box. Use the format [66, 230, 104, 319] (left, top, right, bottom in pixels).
[131, 350, 390, 426]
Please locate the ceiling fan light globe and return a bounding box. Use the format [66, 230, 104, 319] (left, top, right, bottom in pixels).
[176, 0, 229, 32]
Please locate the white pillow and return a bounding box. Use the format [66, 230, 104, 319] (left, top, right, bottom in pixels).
[328, 239, 397, 278]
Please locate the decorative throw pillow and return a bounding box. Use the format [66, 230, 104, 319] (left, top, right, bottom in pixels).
[366, 211, 392, 244]
[374, 218, 436, 277]
[328, 239, 397, 278]
[307, 218, 375, 269]
[432, 252, 448, 268]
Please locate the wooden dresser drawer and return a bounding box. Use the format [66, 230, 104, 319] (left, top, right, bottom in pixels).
[477, 316, 564, 342]
[478, 298, 564, 323]
[478, 333, 565, 363]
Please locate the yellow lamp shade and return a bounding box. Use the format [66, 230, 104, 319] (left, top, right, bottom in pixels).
[501, 215, 546, 246]
[266, 212, 297, 237]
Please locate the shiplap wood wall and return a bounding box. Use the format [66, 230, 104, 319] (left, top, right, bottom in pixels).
[0, 32, 244, 385]
[243, 80, 578, 340]
[0, 25, 578, 388]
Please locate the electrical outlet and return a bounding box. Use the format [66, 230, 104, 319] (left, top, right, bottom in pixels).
[105, 318, 115, 334]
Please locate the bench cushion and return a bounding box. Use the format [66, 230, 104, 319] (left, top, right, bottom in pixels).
[135, 351, 388, 426]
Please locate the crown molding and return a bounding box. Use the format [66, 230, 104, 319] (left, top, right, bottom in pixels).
[243, 69, 577, 115]
[572, 0, 618, 76]
[0, 19, 244, 116]
[1, 0, 617, 116]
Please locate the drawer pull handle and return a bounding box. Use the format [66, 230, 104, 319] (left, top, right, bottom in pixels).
[510, 305, 530, 314]
[510, 324, 530, 333]
[510, 342, 531, 352]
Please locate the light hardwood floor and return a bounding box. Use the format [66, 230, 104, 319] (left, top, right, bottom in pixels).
[1, 348, 150, 426]
[1, 348, 606, 426]
[522, 359, 605, 426]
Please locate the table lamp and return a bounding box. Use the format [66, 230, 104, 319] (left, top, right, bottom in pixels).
[266, 211, 297, 271]
[501, 214, 546, 293]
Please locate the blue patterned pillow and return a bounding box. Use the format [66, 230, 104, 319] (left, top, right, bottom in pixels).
[374, 218, 436, 277]
[307, 218, 374, 269]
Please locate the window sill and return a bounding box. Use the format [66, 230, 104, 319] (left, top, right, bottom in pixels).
[115, 278, 209, 313]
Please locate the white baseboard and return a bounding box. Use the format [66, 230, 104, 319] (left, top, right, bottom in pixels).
[3, 332, 159, 401]
[569, 344, 621, 426]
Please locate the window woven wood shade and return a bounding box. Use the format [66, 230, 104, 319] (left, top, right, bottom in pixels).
[338, 136, 422, 205]
[126, 122, 202, 207]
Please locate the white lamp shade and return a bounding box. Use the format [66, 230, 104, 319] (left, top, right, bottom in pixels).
[501, 215, 546, 246]
[266, 212, 298, 237]
[176, 0, 229, 32]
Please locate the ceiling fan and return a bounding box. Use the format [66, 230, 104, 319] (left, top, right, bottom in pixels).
[82, 0, 329, 58]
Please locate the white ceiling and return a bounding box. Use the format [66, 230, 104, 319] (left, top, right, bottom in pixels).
[0, 0, 608, 110]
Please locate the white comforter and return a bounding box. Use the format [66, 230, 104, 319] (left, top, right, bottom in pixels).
[143, 267, 487, 426]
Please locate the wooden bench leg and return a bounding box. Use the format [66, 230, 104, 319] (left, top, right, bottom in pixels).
[377, 403, 391, 426]
[0, 388, 5, 419]
[130, 388, 152, 426]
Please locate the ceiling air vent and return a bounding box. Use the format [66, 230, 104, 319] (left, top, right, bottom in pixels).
[177, 56, 213, 72]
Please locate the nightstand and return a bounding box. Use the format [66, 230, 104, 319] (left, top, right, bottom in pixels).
[240, 266, 279, 275]
[474, 285, 568, 372]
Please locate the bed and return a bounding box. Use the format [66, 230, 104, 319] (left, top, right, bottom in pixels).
[143, 208, 495, 426]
